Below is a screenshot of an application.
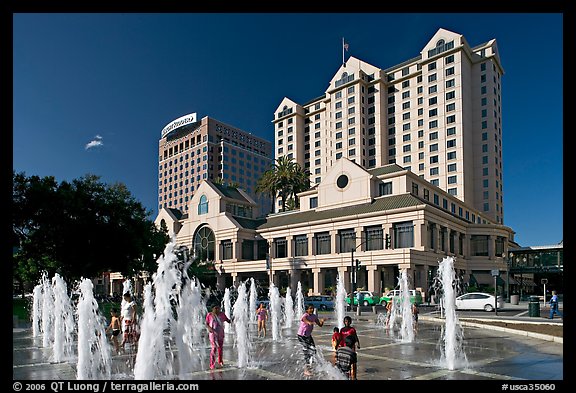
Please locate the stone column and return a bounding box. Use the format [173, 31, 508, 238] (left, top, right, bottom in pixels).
[312, 268, 325, 295]
[366, 265, 379, 294]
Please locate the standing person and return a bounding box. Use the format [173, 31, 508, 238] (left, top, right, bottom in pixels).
[548, 291, 563, 319]
[412, 302, 420, 332]
[336, 335, 358, 380]
[339, 316, 360, 378]
[385, 300, 393, 329]
[339, 316, 360, 350]
[105, 308, 121, 353]
[120, 292, 137, 350]
[205, 304, 231, 369]
[297, 304, 325, 376]
[331, 327, 343, 351]
[256, 303, 268, 338]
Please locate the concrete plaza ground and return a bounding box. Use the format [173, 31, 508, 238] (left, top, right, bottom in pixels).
[13, 301, 563, 382]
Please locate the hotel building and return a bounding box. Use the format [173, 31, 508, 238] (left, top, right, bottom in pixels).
[155, 28, 523, 298]
[273, 28, 505, 224]
[158, 113, 273, 216]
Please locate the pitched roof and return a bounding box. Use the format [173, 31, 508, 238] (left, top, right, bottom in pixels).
[211, 182, 251, 204]
[233, 217, 267, 230]
[258, 193, 424, 229]
[368, 164, 405, 177]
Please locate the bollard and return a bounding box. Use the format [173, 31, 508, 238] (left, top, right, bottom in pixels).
[356, 305, 361, 316]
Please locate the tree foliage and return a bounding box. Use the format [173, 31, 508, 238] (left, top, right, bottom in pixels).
[255, 156, 310, 212]
[12, 171, 169, 288]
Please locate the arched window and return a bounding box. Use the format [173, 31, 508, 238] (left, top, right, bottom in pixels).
[436, 39, 445, 47]
[194, 225, 215, 262]
[341, 72, 348, 79]
[198, 195, 208, 215]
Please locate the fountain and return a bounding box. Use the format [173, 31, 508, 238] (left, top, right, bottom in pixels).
[249, 277, 258, 323]
[223, 287, 233, 334]
[40, 272, 54, 348]
[399, 269, 415, 342]
[295, 281, 305, 321]
[232, 281, 252, 368]
[335, 274, 347, 328]
[174, 253, 208, 377]
[436, 256, 468, 370]
[51, 273, 75, 362]
[268, 283, 282, 341]
[31, 283, 43, 337]
[133, 241, 182, 379]
[76, 278, 112, 380]
[283, 286, 294, 328]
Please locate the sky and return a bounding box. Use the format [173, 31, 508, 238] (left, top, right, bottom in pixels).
[12, 13, 564, 248]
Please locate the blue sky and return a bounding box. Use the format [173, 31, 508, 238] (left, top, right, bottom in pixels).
[12, 13, 563, 247]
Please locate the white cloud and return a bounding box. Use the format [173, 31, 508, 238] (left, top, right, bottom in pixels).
[85, 135, 104, 150]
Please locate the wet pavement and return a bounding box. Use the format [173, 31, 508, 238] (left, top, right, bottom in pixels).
[13, 303, 563, 381]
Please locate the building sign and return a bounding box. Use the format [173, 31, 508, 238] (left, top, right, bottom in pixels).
[161, 113, 197, 138]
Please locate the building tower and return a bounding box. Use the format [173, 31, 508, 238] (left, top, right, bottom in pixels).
[273, 28, 504, 224]
[158, 113, 273, 216]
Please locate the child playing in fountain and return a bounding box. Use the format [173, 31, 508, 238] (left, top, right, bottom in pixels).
[105, 308, 121, 353]
[256, 303, 268, 338]
[120, 292, 137, 350]
[206, 304, 231, 370]
[336, 335, 358, 380]
[331, 327, 343, 351]
[412, 302, 420, 332]
[297, 304, 325, 376]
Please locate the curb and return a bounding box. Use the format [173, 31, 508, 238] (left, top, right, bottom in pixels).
[420, 315, 563, 344]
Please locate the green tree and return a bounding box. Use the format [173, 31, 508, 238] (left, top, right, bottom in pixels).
[12, 171, 169, 289]
[255, 156, 310, 212]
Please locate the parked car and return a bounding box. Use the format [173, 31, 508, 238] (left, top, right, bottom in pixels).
[379, 289, 423, 306]
[454, 292, 504, 312]
[304, 295, 335, 311]
[345, 291, 380, 306]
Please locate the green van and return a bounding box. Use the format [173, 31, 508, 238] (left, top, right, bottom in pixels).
[379, 289, 423, 306]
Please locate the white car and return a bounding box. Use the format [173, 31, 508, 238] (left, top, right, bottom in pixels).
[455, 292, 504, 312]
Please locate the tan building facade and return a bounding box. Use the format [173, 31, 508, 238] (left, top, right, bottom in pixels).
[156, 157, 518, 298]
[273, 28, 505, 225]
[158, 114, 273, 216]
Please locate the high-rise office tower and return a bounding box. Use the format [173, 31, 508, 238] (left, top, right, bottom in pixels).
[273, 28, 504, 224]
[158, 113, 273, 216]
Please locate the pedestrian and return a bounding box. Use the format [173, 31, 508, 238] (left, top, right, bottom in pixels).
[336, 335, 358, 380]
[548, 291, 563, 319]
[120, 292, 138, 350]
[105, 308, 121, 353]
[205, 304, 232, 369]
[256, 302, 268, 338]
[297, 304, 325, 376]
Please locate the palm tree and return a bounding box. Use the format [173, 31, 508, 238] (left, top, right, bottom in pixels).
[255, 169, 277, 214]
[256, 156, 310, 212]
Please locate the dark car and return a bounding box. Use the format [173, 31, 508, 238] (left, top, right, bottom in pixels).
[304, 295, 335, 311]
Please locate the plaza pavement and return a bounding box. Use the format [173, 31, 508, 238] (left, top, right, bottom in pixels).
[13, 300, 563, 382]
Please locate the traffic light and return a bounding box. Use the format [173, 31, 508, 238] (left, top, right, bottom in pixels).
[355, 258, 361, 271]
[385, 233, 391, 249]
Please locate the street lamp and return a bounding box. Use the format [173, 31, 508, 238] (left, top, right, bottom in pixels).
[507, 252, 513, 303]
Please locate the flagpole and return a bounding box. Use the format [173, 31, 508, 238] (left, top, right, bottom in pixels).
[342, 37, 345, 65]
